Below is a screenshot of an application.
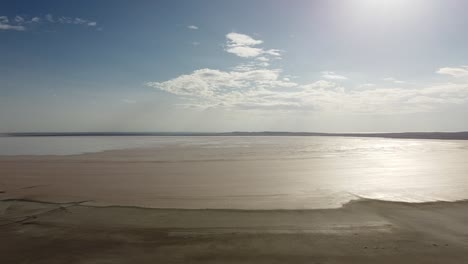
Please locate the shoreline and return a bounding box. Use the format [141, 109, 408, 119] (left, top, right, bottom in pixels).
[1, 196, 468, 211]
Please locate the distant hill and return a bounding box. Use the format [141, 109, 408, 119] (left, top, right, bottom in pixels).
[2, 131, 468, 140]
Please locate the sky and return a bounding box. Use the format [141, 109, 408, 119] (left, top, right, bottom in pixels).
[1, 0, 468, 132]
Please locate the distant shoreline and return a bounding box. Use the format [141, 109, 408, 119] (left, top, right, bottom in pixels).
[2, 131, 468, 140]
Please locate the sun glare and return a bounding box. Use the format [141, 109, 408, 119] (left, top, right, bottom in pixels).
[339, 0, 428, 31]
[352, 0, 419, 15]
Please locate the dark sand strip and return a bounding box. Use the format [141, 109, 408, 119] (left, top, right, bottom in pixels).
[1, 198, 468, 263]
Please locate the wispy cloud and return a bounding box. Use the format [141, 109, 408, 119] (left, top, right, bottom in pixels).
[322, 71, 348, 80]
[14, 16, 25, 23]
[0, 14, 98, 31]
[358, 83, 376, 88]
[187, 25, 198, 30]
[256, 56, 269, 62]
[383, 77, 406, 84]
[122, 99, 137, 104]
[0, 23, 25, 31]
[437, 66, 468, 78]
[53, 15, 97, 27]
[225, 32, 282, 59]
[0, 16, 25, 31]
[45, 14, 54, 22]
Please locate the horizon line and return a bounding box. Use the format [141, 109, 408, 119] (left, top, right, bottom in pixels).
[2, 131, 468, 140]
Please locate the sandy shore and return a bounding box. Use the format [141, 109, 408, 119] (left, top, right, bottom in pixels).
[1, 198, 468, 263]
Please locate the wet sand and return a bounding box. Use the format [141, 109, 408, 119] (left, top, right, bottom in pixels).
[1, 198, 468, 263]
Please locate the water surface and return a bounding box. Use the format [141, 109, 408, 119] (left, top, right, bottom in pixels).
[1, 136, 467, 209]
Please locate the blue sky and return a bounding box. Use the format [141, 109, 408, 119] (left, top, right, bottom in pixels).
[2, 0, 468, 132]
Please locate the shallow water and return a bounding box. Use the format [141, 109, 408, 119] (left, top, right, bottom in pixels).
[1, 136, 468, 209]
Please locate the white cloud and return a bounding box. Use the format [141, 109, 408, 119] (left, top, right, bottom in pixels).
[192, 41, 200, 46]
[147, 68, 297, 98]
[188, 25, 198, 30]
[264, 49, 281, 57]
[226, 32, 263, 46]
[225, 46, 263, 58]
[322, 71, 348, 80]
[436, 66, 468, 78]
[87, 21, 97, 26]
[147, 67, 468, 114]
[383, 77, 406, 84]
[225, 32, 282, 59]
[0, 16, 8, 23]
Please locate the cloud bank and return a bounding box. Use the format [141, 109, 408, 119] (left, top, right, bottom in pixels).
[147, 32, 468, 114]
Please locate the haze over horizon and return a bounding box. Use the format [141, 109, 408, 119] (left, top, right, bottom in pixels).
[2, 0, 468, 132]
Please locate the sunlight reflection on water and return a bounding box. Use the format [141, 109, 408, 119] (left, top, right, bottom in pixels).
[1, 136, 468, 209]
